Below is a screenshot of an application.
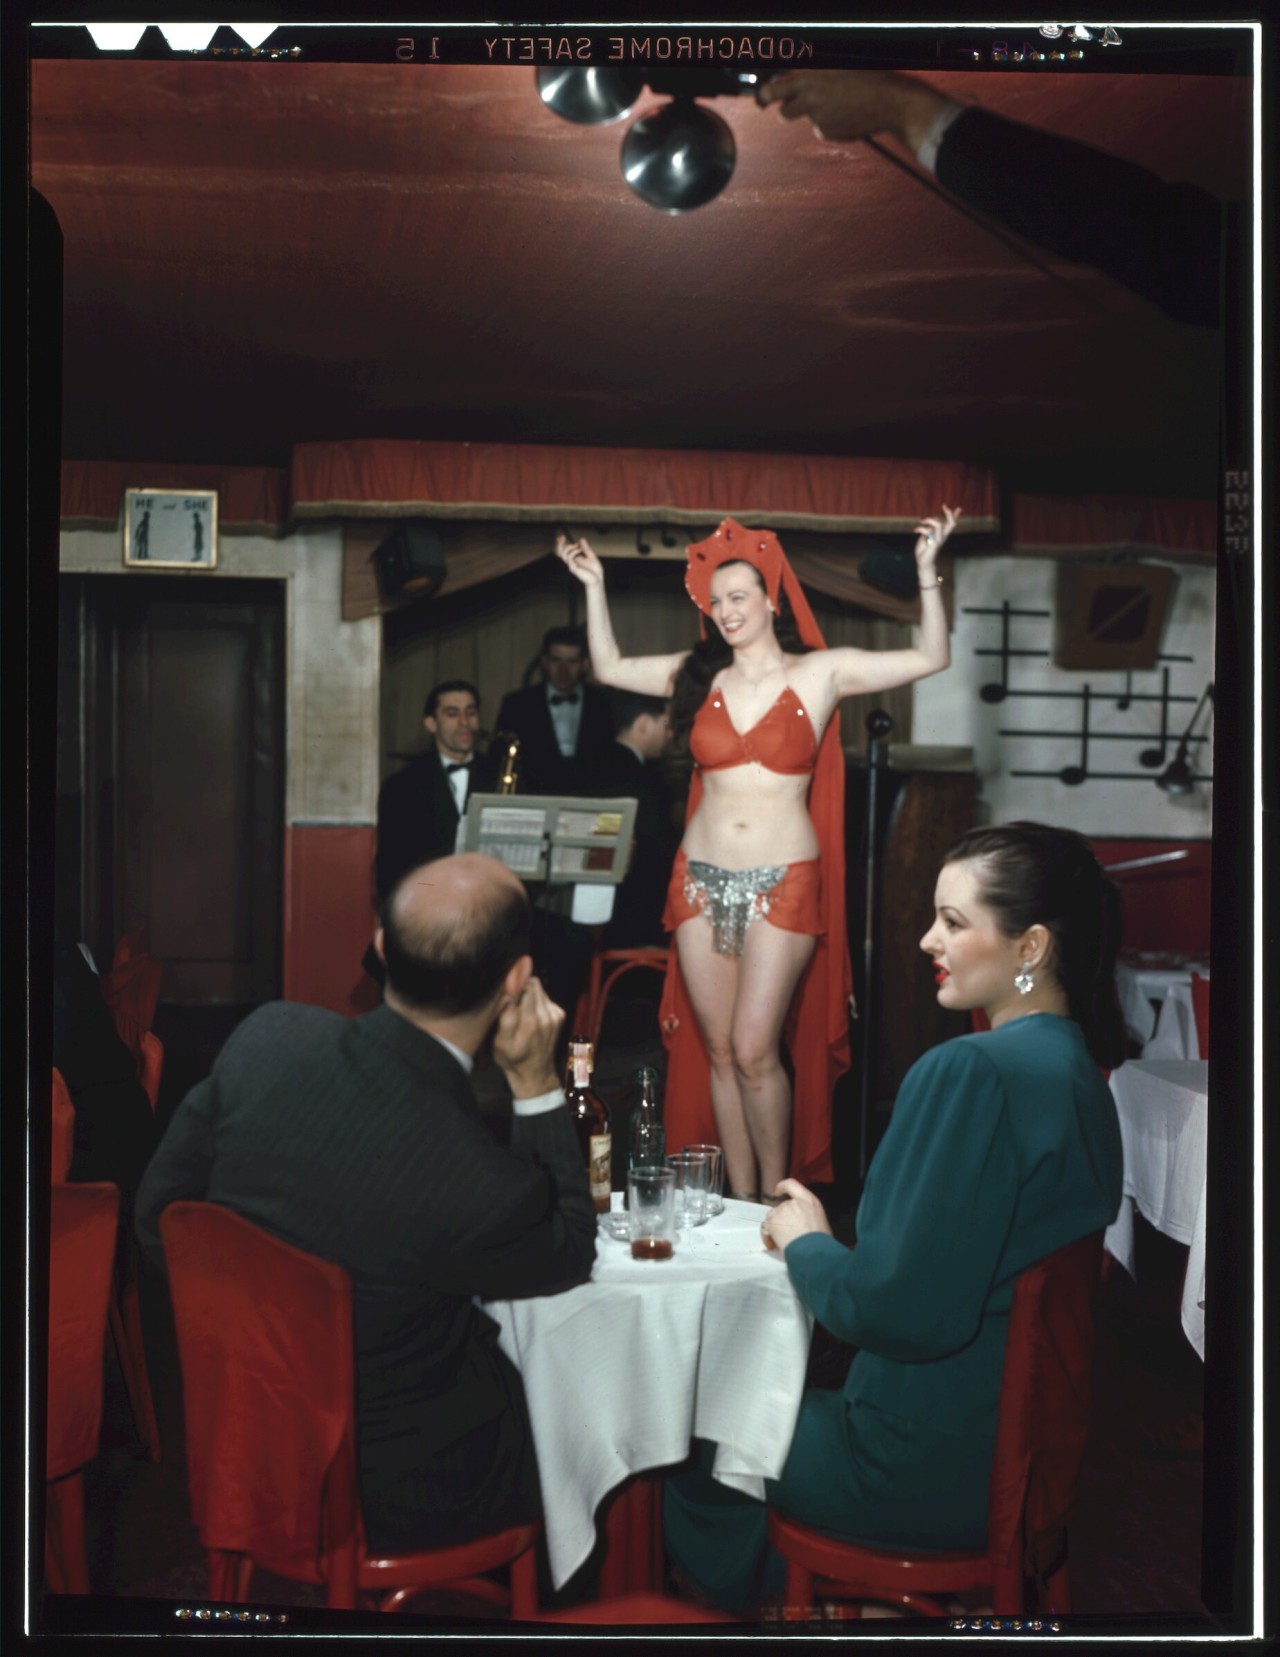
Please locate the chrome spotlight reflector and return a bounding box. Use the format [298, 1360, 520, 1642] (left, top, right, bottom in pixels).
[620, 100, 735, 212]
[537, 67, 646, 125]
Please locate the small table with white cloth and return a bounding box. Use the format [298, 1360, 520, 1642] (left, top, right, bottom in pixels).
[1103, 1060, 1208, 1359]
[483, 1195, 813, 1592]
[1141, 982, 1201, 1061]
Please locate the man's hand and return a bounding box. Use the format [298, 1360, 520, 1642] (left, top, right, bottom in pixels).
[758, 70, 947, 156]
[760, 1178, 833, 1255]
[493, 975, 564, 1100]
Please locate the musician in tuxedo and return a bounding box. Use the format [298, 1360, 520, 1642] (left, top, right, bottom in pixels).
[494, 626, 616, 797]
[136, 853, 597, 1553]
[598, 690, 680, 949]
[374, 680, 499, 904]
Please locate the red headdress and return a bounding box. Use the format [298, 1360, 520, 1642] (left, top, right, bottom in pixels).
[660, 517, 853, 1184]
[683, 518, 827, 652]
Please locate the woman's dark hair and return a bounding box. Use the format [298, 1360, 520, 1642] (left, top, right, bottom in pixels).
[666, 562, 813, 783]
[943, 821, 1126, 1069]
[381, 871, 531, 1015]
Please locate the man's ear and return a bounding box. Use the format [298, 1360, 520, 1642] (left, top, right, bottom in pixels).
[502, 954, 534, 1000]
[422, 714, 437, 740]
[374, 927, 387, 966]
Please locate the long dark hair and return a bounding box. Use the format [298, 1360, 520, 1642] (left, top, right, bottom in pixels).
[943, 821, 1126, 1070]
[666, 562, 813, 780]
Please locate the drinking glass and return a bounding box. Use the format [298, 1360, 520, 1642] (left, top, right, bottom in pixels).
[684, 1143, 724, 1216]
[626, 1167, 676, 1259]
[666, 1150, 710, 1228]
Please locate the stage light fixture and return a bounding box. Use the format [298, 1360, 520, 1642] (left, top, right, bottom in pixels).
[1156, 682, 1213, 795]
[537, 67, 646, 125]
[372, 522, 447, 602]
[538, 68, 760, 212]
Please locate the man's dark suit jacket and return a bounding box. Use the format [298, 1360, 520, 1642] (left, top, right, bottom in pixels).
[596, 743, 681, 949]
[375, 749, 499, 902]
[493, 682, 615, 798]
[135, 1001, 596, 1552]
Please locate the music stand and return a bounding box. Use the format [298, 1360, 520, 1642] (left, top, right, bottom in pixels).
[462, 794, 639, 899]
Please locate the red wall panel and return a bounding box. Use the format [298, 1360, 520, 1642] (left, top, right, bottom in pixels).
[283, 825, 380, 1017]
[1089, 838, 1212, 958]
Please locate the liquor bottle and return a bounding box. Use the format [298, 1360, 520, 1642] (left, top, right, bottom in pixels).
[565, 1034, 612, 1214]
[628, 1065, 665, 1177]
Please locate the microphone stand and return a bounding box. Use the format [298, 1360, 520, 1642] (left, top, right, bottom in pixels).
[859, 710, 894, 1183]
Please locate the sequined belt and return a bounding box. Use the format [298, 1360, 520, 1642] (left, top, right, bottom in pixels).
[683, 859, 789, 957]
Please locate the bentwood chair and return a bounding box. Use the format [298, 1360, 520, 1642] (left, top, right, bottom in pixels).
[46, 1182, 121, 1593]
[572, 947, 670, 1048]
[160, 1201, 540, 1615]
[767, 1231, 1104, 1618]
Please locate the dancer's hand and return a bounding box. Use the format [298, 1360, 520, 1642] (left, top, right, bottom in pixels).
[556, 534, 605, 588]
[913, 504, 961, 582]
[761, 1179, 832, 1254]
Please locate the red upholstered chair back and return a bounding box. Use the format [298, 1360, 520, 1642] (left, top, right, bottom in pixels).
[48, 1183, 120, 1480]
[159, 1201, 359, 1585]
[1190, 972, 1210, 1060]
[985, 1231, 1103, 1591]
[52, 1069, 76, 1184]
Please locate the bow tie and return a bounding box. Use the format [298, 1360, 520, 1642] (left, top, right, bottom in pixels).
[443, 761, 471, 774]
[549, 693, 580, 706]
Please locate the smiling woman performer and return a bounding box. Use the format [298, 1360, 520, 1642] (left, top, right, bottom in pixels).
[663, 821, 1126, 1613]
[556, 509, 957, 1197]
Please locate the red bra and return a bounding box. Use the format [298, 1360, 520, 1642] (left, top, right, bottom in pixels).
[691, 684, 818, 776]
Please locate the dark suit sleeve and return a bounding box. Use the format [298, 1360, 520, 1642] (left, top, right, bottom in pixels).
[134, 1075, 218, 1268]
[936, 106, 1224, 327]
[424, 1103, 597, 1300]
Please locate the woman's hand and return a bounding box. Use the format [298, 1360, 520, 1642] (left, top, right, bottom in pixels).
[913, 504, 961, 581]
[761, 1178, 833, 1254]
[556, 533, 605, 588]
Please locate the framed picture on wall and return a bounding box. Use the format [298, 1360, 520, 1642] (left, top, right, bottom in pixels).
[123, 487, 218, 569]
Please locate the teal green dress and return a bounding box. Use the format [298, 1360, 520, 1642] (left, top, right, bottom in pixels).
[664, 1014, 1123, 1611]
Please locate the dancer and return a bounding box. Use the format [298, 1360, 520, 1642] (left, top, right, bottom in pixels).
[557, 508, 958, 1196]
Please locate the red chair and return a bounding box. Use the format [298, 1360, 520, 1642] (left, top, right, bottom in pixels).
[572, 947, 670, 1048]
[138, 1029, 164, 1113]
[159, 1201, 540, 1615]
[47, 1182, 120, 1593]
[99, 935, 164, 1086]
[52, 1069, 75, 1184]
[1189, 972, 1210, 1060]
[768, 1231, 1104, 1618]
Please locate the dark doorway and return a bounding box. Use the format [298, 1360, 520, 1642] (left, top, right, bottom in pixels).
[58, 575, 285, 1004]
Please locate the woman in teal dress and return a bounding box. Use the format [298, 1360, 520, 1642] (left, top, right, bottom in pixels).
[663, 821, 1126, 1612]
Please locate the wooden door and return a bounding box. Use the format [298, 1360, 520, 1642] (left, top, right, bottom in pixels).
[75, 575, 284, 1003]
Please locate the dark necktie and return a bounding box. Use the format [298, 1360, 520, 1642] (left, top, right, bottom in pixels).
[549, 693, 580, 706]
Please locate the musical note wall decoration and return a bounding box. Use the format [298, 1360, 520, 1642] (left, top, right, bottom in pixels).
[963, 604, 1211, 788]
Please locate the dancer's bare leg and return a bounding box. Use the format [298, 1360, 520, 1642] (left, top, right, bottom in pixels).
[675, 918, 756, 1194]
[732, 921, 815, 1195]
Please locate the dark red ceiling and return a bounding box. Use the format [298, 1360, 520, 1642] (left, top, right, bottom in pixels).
[31, 62, 1249, 496]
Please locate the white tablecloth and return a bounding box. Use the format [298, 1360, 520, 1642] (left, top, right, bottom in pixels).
[1115, 961, 1207, 1048]
[1103, 1060, 1208, 1359]
[1142, 982, 1201, 1061]
[484, 1196, 813, 1589]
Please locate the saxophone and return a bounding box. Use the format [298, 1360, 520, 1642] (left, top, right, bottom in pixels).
[494, 732, 521, 795]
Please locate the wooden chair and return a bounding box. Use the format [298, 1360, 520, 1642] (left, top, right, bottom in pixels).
[160, 1201, 540, 1615]
[46, 1182, 120, 1593]
[768, 1231, 1104, 1618]
[572, 947, 670, 1047]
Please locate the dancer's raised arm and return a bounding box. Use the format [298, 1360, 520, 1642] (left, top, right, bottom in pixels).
[824, 506, 958, 698]
[556, 534, 689, 697]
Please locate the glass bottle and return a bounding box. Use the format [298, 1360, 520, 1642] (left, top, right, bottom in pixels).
[628, 1065, 665, 1178]
[565, 1034, 612, 1214]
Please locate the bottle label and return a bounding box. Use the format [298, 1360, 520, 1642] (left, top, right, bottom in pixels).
[588, 1133, 612, 1200]
[572, 1055, 592, 1088]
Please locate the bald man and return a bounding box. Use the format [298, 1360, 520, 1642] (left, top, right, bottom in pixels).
[136, 854, 596, 1554]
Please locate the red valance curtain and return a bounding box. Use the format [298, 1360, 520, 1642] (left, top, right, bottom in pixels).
[293, 439, 1000, 534]
[1011, 493, 1216, 560]
[60, 461, 289, 536]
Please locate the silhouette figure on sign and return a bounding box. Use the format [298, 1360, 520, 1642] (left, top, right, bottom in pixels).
[191, 511, 204, 562]
[134, 507, 151, 560]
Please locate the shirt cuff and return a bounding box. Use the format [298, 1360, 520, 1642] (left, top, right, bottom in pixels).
[916, 99, 965, 174]
[512, 1087, 567, 1117]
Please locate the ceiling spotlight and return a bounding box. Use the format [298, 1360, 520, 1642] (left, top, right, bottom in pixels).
[621, 99, 736, 212]
[1156, 682, 1213, 796]
[537, 67, 646, 125]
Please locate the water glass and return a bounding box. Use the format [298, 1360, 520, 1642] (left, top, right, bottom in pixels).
[684, 1143, 724, 1216]
[666, 1150, 710, 1228]
[626, 1167, 676, 1260]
